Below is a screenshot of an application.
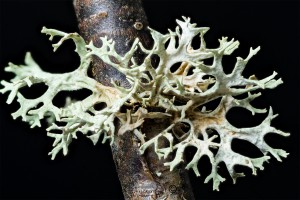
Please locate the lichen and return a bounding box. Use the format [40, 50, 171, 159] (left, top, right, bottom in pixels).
[0, 17, 289, 190]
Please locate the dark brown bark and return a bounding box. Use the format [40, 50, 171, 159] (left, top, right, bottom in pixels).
[74, 0, 152, 88]
[73, 0, 195, 199]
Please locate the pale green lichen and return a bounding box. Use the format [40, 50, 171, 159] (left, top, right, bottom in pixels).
[1, 17, 289, 190]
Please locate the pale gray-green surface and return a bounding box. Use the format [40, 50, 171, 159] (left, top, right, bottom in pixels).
[0, 17, 289, 191]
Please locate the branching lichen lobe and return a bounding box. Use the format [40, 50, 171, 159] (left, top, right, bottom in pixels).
[1, 15, 289, 198]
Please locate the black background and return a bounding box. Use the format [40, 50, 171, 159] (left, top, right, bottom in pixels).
[0, 0, 299, 199]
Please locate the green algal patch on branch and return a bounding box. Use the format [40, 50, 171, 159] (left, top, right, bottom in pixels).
[0, 17, 289, 190]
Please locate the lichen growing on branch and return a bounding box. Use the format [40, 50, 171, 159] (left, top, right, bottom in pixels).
[0, 17, 289, 190]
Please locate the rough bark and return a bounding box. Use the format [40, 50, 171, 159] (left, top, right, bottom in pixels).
[73, 0, 195, 199]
